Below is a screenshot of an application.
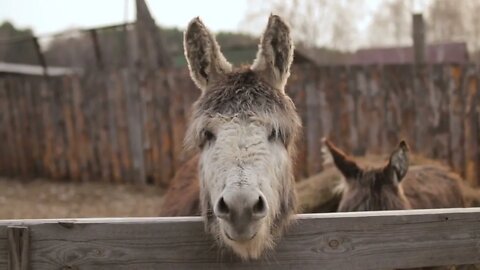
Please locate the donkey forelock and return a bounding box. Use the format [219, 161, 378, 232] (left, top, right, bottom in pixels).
[183, 15, 300, 259]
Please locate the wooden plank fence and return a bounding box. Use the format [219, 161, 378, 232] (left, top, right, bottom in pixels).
[0, 64, 479, 186]
[0, 208, 479, 269]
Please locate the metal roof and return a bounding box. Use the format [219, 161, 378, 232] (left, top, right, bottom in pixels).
[351, 42, 469, 65]
[0, 62, 80, 76]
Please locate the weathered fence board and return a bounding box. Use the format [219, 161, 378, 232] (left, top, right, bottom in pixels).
[0, 64, 479, 186]
[0, 208, 479, 269]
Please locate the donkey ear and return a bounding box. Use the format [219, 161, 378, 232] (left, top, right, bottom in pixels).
[323, 138, 361, 179]
[184, 17, 232, 92]
[251, 15, 294, 92]
[386, 140, 409, 183]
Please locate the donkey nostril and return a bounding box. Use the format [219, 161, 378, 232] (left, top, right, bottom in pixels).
[215, 197, 230, 219]
[252, 196, 267, 218]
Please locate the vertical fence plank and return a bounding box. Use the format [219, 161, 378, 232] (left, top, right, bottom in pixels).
[139, 71, 154, 183]
[305, 67, 322, 176]
[168, 71, 187, 171]
[464, 67, 479, 187]
[25, 79, 42, 176]
[448, 65, 466, 177]
[123, 70, 146, 184]
[61, 76, 77, 180]
[0, 79, 10, 175]
[155, 72, 173, 186]
[105, 73, 122, 183]
[114, 71, 132, 183]
[9, 78, 27, 177]
[71, 75, 89, 181]
[97, 71, 113, 182]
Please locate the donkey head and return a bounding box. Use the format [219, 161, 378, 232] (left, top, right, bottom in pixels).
[183, 15, 301, 259]
[324, 139, 411, 212]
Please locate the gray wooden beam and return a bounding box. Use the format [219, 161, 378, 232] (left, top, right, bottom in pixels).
[0, 208, 479, 269]
[7, 226, 29, 270]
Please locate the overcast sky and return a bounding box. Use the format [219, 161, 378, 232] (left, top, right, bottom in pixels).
[0, 0, 433, 50]
[0, 0, 249, 35]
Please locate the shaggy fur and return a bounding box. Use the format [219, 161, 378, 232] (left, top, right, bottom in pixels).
[183, 15, 301, 259]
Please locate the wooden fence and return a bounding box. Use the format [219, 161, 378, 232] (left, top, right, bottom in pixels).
[289, 64, 480, 187]
[0, 64, 479, 186]
[0, 208, 480, 269]
[0, 69, 198, 185]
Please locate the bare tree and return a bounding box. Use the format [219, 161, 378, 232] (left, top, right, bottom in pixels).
[461, 0, 480, 58]
[240, 0, 363, 50]
[367, 0, 411, 47]
[427, 0, 464, 43]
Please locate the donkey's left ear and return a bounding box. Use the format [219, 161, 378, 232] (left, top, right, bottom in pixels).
[251, 15, 294, 92]
[323, 138, 361, 180]
[184, 17, 232, 92]
[386, 140, 409, 183]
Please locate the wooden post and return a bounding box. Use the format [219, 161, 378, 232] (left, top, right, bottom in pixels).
[89, 29, 104, 70]
[32, 37, 48, 77]
[135, 0, 172, 69]
[412, 13, 426, 68]
[7, 226, 29, 270]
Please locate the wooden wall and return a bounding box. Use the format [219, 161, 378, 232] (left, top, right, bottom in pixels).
[0, 64, 479, 186]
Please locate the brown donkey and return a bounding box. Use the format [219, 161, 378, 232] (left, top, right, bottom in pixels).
[180, 15, 301, 259]
[323, 139, 472, 270]
[323, 139, 465, 212]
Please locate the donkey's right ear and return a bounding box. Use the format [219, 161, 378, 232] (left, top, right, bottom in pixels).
[323, 138, 361, 179]
[184, 17, 232, 92]
[251, 15, 294, 92]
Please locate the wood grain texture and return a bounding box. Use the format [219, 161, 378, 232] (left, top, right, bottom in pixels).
[0, 209, 480, 270]
[0, 65, 479, 186]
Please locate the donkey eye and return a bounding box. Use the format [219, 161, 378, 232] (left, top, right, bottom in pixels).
[204, 130, 215, 142]
[268, 129, 277, 141]
[199, 129, 216, 149]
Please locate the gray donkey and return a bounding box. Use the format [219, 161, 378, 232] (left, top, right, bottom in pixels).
[183, 15, 301, 259]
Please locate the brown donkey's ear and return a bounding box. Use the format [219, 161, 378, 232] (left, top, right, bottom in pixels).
[323, 138, 361, 179]
[251, 15, 294, 92]
[385, 140, 409, 184]
[184, 17, 232, 92]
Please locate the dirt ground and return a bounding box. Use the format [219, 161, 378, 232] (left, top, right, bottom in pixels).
[0, 177, 166, 219]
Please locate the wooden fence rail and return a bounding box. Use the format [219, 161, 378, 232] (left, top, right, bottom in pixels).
[0, 208, 479, 269]
[0, 64, 479, 186]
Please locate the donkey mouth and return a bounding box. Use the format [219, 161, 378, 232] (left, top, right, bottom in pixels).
[224, 231, 258, 242]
